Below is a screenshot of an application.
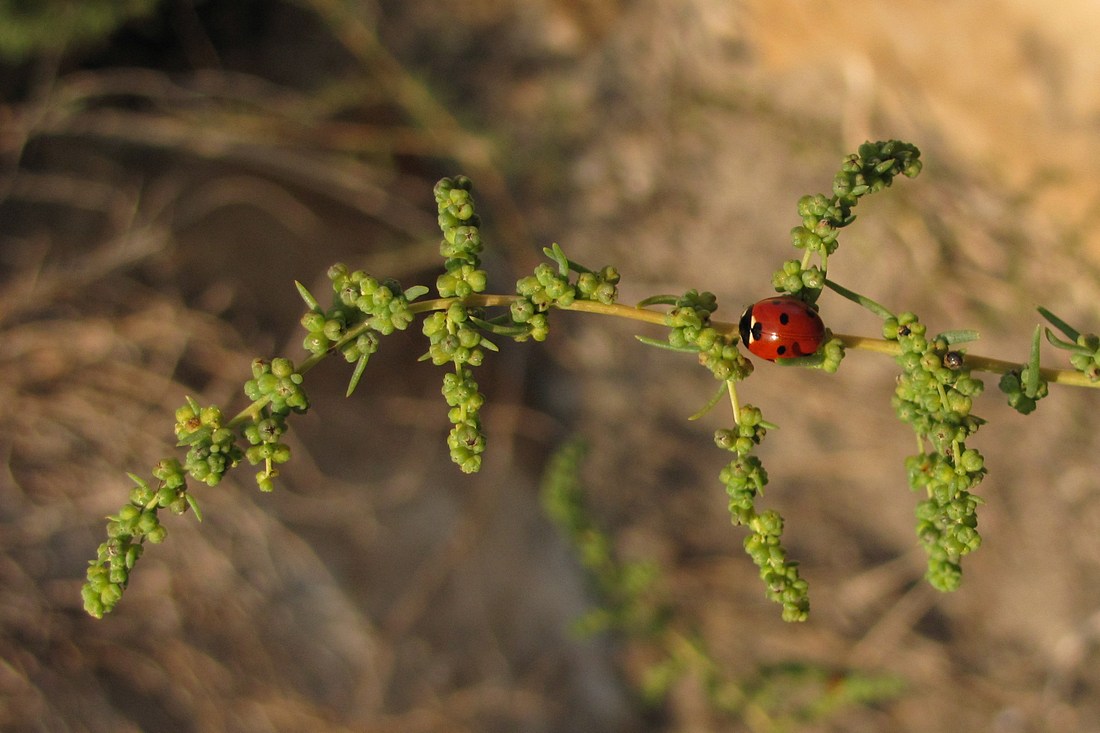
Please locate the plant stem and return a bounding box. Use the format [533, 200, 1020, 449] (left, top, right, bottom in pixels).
[239, 289, 1099, 446]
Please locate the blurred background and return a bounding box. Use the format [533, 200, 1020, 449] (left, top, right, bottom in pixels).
[4, 1, 1100, 731]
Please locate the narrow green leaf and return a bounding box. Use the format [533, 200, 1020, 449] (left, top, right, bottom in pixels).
[1038, 306, 1081, 343]
[823, 279, 894, 319]
[688, 381, 729, 421]
[185, 494, 204, 522]
[635, 335, 699, 353]
[295, 280, 322, 312]
[543, 242, 571, 276]
[469, 315, 529, 337]
[938, 329, 981, 346]
[635, 294, 680, 307]
[1025, 325, 1041, 398]
[346, 354, 370, 397]
[403, 285, 430, 302]
[1043, 327, 1079, 351]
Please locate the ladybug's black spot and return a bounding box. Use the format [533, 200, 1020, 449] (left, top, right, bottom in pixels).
[778, 313, 790, 325]
[776, 345, 788, 356]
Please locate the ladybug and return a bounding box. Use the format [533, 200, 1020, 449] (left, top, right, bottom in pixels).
[738, 296, 825, 361]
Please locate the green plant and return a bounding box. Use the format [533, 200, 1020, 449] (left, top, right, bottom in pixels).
[0, 0, 159, 61]
[82, 140, 1100, 624]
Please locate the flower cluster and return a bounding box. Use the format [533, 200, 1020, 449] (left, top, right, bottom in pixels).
[666, 290, 753, 382]
[776, 140, 922, 298]
[422, 303, 491, 473]
[175, 398, 245, 487]
[302, 264, 416, 360]
[885, 312, 986, 591]
[1034, 308, 1100, 387]
[771, 258, 825, 297]
[242, 358, 305, 491]
[510, 244, 620, 342]
[1066, 333, 1100, 381]
[425, 178, 493, 472]
[435, 176, 488, 298]
[442, 366, 486, 473]
[998, 367, 1049, 415]
[82, 461, 189, 618]
[833, 140, 922, 207]
[243, 357, 309, 415]
[716, 405, 809, 622]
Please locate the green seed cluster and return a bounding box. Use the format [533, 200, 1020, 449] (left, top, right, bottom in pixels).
[833, 140, 922, 207]
[816, 338, 845, 374]
[511, 255, 620, 342]
[82, 461, 189, 618]
[175, 399, 245, 487]
[422, 302, 494, 367]
[1067, 333, 1100, 380]
[771, 258, 825, 297]
[716, 405, 809, 622]
[423, 302, 491, 472]
[884, 312, 986, 592]
[998, 367, 1049, 415]
[243, 357, 309, 414]
[434, 176, 488, 298]
[666, 290, 752, 382]
[302, 264, 412, 359]
[775, 140, 922, 297]
[243, 357, 308, 490]
[442, 366, 486, 473]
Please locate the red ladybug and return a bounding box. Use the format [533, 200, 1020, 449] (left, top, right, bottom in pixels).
[739, 296, 825, 361]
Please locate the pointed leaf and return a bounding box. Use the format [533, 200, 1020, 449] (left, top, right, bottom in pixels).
[346, 354, 370, 397]
[295, 280, 322, 312]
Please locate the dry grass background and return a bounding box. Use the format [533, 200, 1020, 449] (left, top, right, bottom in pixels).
[3, 1, 1100, 731]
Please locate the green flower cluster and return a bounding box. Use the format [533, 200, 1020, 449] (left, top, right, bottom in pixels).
[243, 357, 308, 490]
[815, 338, 846, 374]
[302, 264, 415, 359]
[666, 290, 752, 382]
[771, 258, 825, 296]
[175, 398, 244, 487]
[833, 140, 922, 207]
[442, 366, 486, 473]
[1066, 333, 1100, 381]
[1036, 308, 1100, 386]
[423, 302, 491, 473]
[422, 302, 495, 367]
[510, 245, 620, 342]
[243, 357, 309, 414]
[435, 176, 488, 298]
[83, 461, 189, 618]
[716, 405, 809, 622]
[885, 312, 986, 591]
[776, 140, 921, 298]
[998, 367, 1049, 415]
[427, 177, 493, 473]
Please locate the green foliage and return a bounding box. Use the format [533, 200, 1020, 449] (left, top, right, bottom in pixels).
[83, 141, 1100, 635]
[540, 439, 905, 726]
[539, 439, 664, 637]
[881, 313, 986, 590]
[0, 0, 159, 61]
